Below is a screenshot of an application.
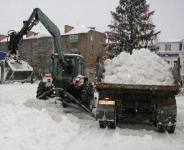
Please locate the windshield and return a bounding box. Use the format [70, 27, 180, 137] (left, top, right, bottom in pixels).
[63, 57, 75, 77]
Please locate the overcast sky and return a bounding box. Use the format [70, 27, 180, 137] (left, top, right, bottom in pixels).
[0, 0, 184, 40]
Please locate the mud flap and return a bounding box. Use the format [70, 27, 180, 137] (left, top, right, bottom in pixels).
[96, 100, 116, 129]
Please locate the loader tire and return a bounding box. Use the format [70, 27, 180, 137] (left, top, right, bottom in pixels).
[36, 82, 47, 99]
[80, 83, 94, 109]
[36, 82, 53, 100]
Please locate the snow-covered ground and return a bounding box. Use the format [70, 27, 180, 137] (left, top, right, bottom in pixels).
[0, 83, 184, 150]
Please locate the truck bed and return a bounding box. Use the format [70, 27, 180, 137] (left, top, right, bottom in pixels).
[95, 58, 181, 132]
[95, 82, 180, 132]
[95, 82, 180, 94]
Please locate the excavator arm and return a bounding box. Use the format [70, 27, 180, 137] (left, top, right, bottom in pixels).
[8, 8, 64, 80]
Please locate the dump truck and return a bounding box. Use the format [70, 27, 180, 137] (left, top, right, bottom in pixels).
[95, 58, 181, 133]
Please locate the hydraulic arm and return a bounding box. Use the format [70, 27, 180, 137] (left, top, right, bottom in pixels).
[8, 8, 64, 80]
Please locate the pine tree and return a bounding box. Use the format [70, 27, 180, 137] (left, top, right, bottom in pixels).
[107, 0, 160, 56]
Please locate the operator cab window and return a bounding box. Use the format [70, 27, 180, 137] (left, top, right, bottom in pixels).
[64, 58, 75, 75]
[78, 62, 84, 75]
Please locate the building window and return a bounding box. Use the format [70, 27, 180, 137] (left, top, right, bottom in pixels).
[165, 43, 171, 51]
[174, 61, 177, 65]
[91, 43, 94, 50]
[69, 34, 79, 43]
[90, 35, 94, 41]
[179, 42, 182, 51]
[158, 45, 160, 51]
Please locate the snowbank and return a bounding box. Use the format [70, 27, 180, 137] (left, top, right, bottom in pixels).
[0, 83, 184, 150]
[0, 83, 80, 150]
[103, 49, 174, 85]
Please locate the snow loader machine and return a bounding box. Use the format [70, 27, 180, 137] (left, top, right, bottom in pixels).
[95, 58, 181, 133]
[7, 8, 94, 115]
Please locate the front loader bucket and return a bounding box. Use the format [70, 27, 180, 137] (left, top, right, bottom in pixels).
[4, 57, 33, 82]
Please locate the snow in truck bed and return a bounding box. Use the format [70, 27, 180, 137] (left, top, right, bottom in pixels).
[103, 48, 174, 85]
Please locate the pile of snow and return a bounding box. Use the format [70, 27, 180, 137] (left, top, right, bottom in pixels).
[103, 49, 174, 85]
[0, 83, 80, 150]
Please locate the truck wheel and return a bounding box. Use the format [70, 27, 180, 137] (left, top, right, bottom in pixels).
[99, 121, 106, 128]
[157, 124, 166, 132]
[108, 121, 116, 129]
[166, 125, 175, 134]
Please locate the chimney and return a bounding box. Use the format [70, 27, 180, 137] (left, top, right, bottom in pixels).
[88, 27, 96, 30]
[26, 31, 36, 38]
[64, 25, 74, 33]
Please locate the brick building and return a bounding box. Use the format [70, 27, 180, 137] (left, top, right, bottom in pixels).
[0, 26, 106, 81]
[62, 25, 106, 81]
[156, 39, 184, 84]
[0, 35, 7, 41]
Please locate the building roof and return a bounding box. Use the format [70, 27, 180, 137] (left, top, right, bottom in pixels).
[26, 32, 51, 39]
[0, 32, 51, 42]
[63, 25, 102, 35]
[0, 25, 104, 42]
[158, 39, 184, 43]
[0, 37, 8, 42]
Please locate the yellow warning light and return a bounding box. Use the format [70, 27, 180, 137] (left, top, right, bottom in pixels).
[104, 97, 110, 100]
[98, 100, 115, 105]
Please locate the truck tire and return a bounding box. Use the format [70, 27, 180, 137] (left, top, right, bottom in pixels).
[36, 82, 47, 99]
[157, 124, 166, 132]
[166, 125, 175, 134]
[99, 121, 106, 128]
[108, 121, 116, 129]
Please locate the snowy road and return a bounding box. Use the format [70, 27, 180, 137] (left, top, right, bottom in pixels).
[0, 83, 184, 150]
